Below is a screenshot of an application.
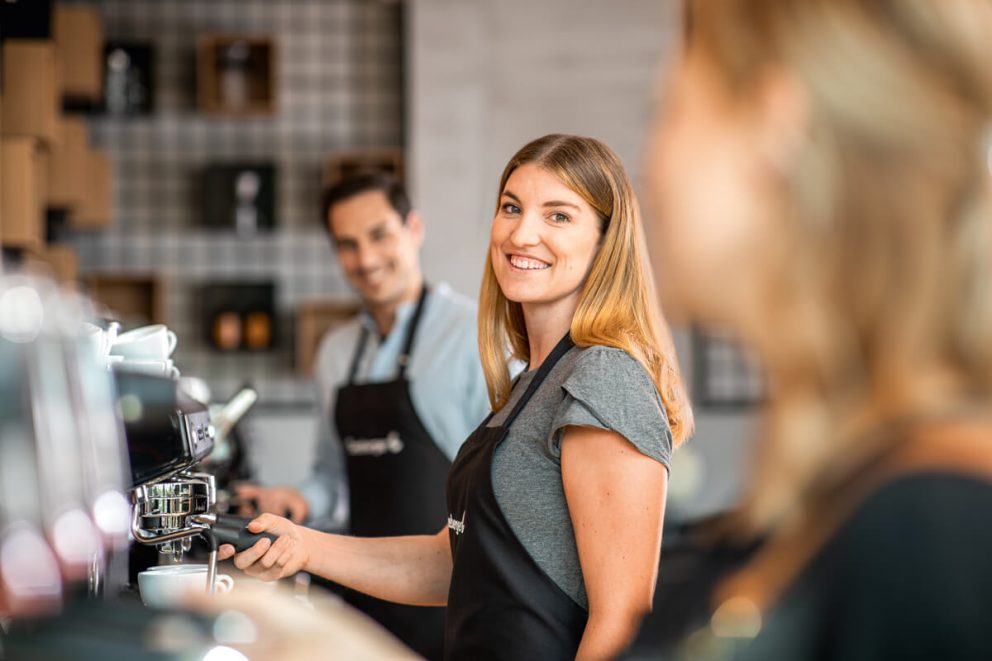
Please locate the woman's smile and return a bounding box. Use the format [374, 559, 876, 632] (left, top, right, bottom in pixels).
[506, 253, 552, 272]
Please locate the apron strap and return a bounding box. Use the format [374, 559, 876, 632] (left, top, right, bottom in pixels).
[500, 333, 574, 429]
[398, 284, 430, 378]
[346, 284, 430, 385]
[347, 326, 370, 385]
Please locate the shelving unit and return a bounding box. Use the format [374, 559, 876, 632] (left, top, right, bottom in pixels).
[1, 40, 59, 145]
[295, 299, 362, 376]
[54, 5, 104, 105]
[83, 273, 166, 328]
[197, 35, 276, 115]
[70, 149, 112, 229]
[0, 137, 47, 249]
[323, 148, 405, 188]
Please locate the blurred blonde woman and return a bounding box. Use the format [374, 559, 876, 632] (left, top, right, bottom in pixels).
[648, 0, 992, 658]
[223, 134, 692, 659]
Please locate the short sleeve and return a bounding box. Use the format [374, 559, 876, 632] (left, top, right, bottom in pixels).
[550, 346, 673, 470]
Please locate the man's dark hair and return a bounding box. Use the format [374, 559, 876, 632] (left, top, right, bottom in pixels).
[321, 171, 412, 234]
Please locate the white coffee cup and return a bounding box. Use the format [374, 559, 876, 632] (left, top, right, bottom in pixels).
[110, 324, 178, 360]
[137, 564, 233, 608]
[116, 358, 180, 379]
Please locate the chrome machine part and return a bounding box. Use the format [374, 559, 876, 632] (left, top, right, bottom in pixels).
[129, 471, 220, 593]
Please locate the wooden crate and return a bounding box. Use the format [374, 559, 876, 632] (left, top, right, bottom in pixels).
[323, 148, 405, 188]
[48, 118, 89, 209]
[25, 244, 78, 286]
[83, 273, 166, 328]
[54, 5, 104, 102]
[70, 149, 112, 229]
[1, 137, 46, 249]
[295, 299, 362, 376]
[1, 40, 59, 144]
[197, 35, 276, 115]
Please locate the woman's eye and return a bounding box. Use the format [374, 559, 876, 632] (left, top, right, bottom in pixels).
[550, 212, 571, 224]
[501, 203, 521, 215]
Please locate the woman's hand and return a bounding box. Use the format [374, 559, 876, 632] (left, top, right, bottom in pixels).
[217, 513, 311, 581]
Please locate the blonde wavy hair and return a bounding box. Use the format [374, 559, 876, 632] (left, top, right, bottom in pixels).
[478, 134, 694, 445]
[687, 0, 992, 529]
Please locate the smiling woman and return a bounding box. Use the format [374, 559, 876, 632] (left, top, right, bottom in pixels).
[479, 135, 694, 444]
[217, 134, 690, 661]
[442, 133, 694, 659]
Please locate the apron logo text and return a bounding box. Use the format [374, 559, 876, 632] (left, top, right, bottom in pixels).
[344, 431, 405, 457]
[447, 511, 466, 535]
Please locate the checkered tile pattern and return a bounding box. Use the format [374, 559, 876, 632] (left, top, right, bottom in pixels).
[61, 0, 403, 405]
[693, 329, 764, 409]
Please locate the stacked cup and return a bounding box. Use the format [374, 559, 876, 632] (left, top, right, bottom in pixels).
[109, 324, 181, 379]
[81, 321, 119, 369]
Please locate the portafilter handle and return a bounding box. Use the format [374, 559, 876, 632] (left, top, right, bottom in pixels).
[192, 513, 278, 553]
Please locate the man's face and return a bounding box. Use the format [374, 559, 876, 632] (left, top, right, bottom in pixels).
[328, 190, 424, 309]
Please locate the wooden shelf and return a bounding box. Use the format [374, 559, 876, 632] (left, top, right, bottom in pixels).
[69, 149, 112, 229]
[1, 137, 47, 249]
[197, 35, 276, 115]
[25, 244, 78, 286]
[48, 118, 89, 209]
[83, 273, 166, 328]
[295, 299, 361, 376]
[1, 40, 59, 145]
[54, 5, 104, 103]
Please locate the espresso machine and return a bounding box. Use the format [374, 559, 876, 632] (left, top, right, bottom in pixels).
[116, 370, 274, 595]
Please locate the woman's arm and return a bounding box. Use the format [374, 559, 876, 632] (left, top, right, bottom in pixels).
[217, 514, 453, 606]
[561, 425, 668, 659]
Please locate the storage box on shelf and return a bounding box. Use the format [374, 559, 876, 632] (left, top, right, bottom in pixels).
[83, 274, 166, 327]
[197, 35, 276, 115]
[295, 299, 362, 376]
[25, 244, 78, 286]
[201, 282, 277, 352]
[54, 5, 104, 104]
[1, 40, 59, 144]
[70, 149, 112, 229]
[1, 137, 48, 249]
[323, 148, 405, 188]
[48, 118, 89, 210]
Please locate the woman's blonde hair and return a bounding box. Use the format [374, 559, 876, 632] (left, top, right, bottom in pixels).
[687, 0, 992, 529]
[479, 134, 694, 445]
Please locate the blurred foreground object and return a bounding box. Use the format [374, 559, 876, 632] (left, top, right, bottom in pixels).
[0, 273, 131, 618]
[184, 581, 419, 661]
[643, 0, 992, 658]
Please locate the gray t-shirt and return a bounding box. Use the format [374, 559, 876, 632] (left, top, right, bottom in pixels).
[489, 344, 673, 609]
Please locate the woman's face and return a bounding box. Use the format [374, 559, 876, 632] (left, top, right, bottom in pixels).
[490, 163, 603, 315]
[645, 51, 779, 330]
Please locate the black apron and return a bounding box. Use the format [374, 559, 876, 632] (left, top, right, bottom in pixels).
[445, 334, 588, 660]
[334, 285, 449, 660]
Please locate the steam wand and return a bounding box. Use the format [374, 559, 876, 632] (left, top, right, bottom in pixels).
[199, 528, 218, 595]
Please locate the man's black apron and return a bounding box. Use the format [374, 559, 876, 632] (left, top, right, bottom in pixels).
[334, 285, 449, 660]
[445, 334, 588, 660]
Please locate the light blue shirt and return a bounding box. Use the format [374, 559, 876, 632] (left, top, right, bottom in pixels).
[299, 282, 491, 531]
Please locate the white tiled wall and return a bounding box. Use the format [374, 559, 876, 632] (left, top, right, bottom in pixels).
[406, 0, 757, 520]
[63, 0, 403, 406]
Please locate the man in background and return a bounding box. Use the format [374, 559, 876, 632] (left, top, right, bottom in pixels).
[235, 172, 489, 659]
